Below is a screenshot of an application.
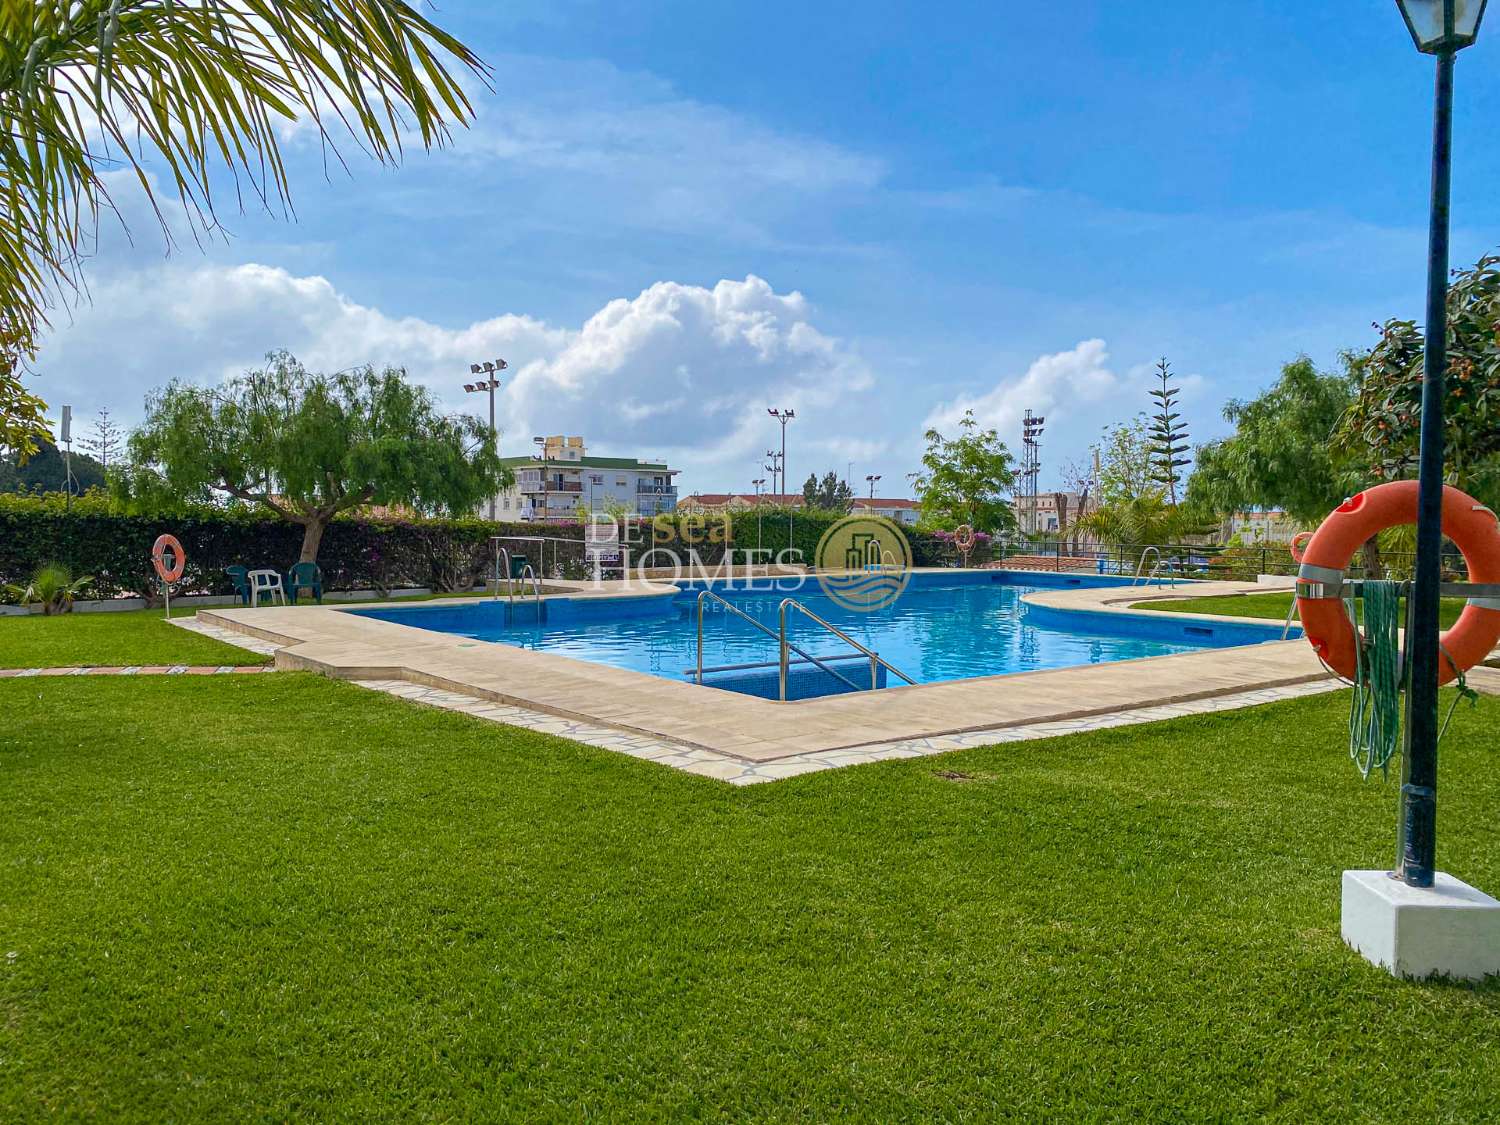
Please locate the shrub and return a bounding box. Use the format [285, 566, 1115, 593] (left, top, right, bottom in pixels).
[0, 494, 949, 599]
[4, 562, 93, 614]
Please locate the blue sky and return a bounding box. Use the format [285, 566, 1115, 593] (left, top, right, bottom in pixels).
[38, 0, 1500, 495]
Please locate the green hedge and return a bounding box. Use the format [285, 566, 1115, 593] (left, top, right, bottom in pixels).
[0, 495, 947, 601]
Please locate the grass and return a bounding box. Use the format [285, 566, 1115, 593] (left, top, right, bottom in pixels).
[0, 586, 566, 669]
[3, 674, 1498, 1120]
[1132, 590, 1469, 630]
[0, 607, 267, 668]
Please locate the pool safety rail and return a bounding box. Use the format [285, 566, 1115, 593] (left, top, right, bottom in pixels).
[491, 543, 543, 611]
[693, 590, 916, 700]
[777, 598, 918, 699]
[1132, 547, 1181, 587]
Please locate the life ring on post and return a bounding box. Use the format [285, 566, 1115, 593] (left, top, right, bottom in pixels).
[151, 534, 186, 585]
[1295, 481, 1500, 684]
[954, 524, 976, 554]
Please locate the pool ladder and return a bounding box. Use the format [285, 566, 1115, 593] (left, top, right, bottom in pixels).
[1132, 547, 1178, 588]
[693, 590, 916, 701]
[493, 547, 543, 617]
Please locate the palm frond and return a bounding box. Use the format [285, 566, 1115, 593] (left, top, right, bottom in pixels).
[0, 0, 489, 354]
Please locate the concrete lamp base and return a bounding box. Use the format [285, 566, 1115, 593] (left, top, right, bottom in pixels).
[1342, 870, 1500, 981]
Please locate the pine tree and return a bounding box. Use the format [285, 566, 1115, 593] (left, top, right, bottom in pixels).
[1147, 358, 1191, 504]
[81, 407, 122, 468]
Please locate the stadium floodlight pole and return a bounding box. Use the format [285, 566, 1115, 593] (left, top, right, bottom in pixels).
[765, 449, 783, 498]
[768, 408, 795, 548]
[1393, 0, 1486, 888]
[465, 358, 507, 520]
[866, 473, 882, 500]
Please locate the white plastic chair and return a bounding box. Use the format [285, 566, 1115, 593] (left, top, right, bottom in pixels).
[248, 568, 287, 607]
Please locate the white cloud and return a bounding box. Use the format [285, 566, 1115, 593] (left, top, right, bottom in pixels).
[923, 339, 1121, 437]
[35, 264, 873, 485]
[349, 55, 888, 248]
[462, 56, 884, 195]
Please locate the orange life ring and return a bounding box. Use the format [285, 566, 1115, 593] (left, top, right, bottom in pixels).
[954, 524, 976, 553]
[1289, 530, 1314, 563]
[1296, 481, 1500, 684]
[151, 534, 186, 584]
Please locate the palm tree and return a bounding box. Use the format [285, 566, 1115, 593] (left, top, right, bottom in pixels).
[1073, 493, 1215, 573]
[0, 0, 486, 440]
[5, 562, 92, 614]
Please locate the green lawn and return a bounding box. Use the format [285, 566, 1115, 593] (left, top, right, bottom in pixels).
[0, 587, 558, 669]
[0, 608, 267, 668]
[1132, 590, 1469, 630]
[3, 674, 1498, 1120]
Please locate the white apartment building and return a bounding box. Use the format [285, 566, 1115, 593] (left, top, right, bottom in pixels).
[491, 436, 679, 522]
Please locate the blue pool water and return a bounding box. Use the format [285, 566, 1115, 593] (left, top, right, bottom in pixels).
[352, 572, 1295, 696]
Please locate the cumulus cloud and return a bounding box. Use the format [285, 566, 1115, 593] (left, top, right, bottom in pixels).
[35, 264, 873, 483]
[923, 339, 1121, 436]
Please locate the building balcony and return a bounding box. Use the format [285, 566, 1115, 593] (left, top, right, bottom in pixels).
[519, 480, 582, 494]
[636, 485, 678, 496]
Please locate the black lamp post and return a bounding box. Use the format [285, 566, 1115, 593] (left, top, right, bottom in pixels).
[1394, 0, 1487, 888]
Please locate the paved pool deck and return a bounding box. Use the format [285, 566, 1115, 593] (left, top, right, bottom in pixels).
[195, 573, 1337, 771]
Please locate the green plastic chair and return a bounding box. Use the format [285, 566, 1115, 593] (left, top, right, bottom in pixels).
[286, 561, 324, 605]
[224, 565, 251, 606]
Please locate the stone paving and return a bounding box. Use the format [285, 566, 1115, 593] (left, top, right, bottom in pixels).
[172, 604, 1357, 784]
[196, 578, 1337, 763]
[170, 616, 283, 657]
[351, 676, 1347, 786]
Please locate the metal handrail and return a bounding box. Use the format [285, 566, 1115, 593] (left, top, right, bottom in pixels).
[684, 652, 870, 677]
[493, 546, 513, 603]
[695, 590, 862, 696]
[1132, 547, 1163, 586]
[777, 598, 917, 699]
[1282, 595, 1301, 640]
[520, 563, 542, 608]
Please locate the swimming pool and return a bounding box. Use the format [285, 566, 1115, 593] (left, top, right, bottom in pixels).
[352, 571, 1296, 700]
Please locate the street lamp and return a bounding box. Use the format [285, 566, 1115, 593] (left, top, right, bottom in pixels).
[866, 473, 882, 500]
[1398, 0, 1487, 50]
[465, 358, 507, 520]
[1393, 0, 1487, 888]
[768, 408, 795, 549]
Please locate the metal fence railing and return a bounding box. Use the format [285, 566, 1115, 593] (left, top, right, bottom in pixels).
[930, 539, 1450, 582]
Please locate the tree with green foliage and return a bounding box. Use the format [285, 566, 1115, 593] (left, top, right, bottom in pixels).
[801, 470, 854, 513]
[117, 352, 511, 564]
[81, 408, 122, 469]
[913, 410, 1018, 533]
[1072, 492, 1211, 549]
[0, 439, 105, 494]
[0, 321, 48, 462]
[1088, 417, 1157, 504]
[1187, 358, 1356, 526]
[1147, 357, 1191, 504]
[0, 0, 483, 439]
[1338, 253, 1500, 509]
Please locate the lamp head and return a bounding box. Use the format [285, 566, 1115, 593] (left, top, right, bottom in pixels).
[1398, 0, 1488, 52]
